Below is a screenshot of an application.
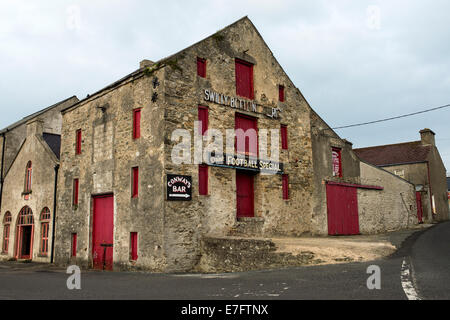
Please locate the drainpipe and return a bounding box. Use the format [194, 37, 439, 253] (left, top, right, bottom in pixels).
[0, 131, 6, 213]
[50, 164, 59, 263]
[426, 162, 435, 221]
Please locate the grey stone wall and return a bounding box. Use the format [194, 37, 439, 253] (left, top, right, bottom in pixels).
[358, 161, 417, 233]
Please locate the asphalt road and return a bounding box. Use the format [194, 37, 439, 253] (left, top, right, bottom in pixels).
[0, 221, 448, 300]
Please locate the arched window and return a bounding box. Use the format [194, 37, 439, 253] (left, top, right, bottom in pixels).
[2, 212, 12, 254]
[18, 207, 34, 225]
[40, 208, 50, 256]
[24, 161, 32, 193]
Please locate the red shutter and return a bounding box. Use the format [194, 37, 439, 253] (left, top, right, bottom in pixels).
[282, 174, 289, 200]
[198, 106, 208, 135]
[133, 109, 141, 139]
[332, 148, 343, 177]
[281, 125, 288, 150]
[132, 167, 139, 198]
[73, 179, 79, 205]
[130, 232, 138, 261]
[235, 113, 258, 156]
[235, 59, 254, 99]
[199, 164, 208, 195]
[76, 129, 82, 154]
[279, 85, 285, 102]
[71, 233, 77, 257]
[197, 57, 206, 78]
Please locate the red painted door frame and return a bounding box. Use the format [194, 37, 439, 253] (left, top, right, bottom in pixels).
[326, 184, 360, 235]
[236, 170, 255, 218]
[92, 194, 114, 270]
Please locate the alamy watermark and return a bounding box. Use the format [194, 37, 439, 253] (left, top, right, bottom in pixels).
[366, 265, 381, 290]
[66, 265, 81, 290]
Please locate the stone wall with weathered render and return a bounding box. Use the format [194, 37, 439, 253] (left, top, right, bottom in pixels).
[160, 17, 315, 271]
[358, 161, 417, 233]
[54, 68, 167, 271]
[0, 120, 59, 262]
[310, 110, 361, 235]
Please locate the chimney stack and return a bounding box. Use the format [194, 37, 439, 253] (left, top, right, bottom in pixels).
[26, 118, 44, 137]
[420, 128, 435, 146]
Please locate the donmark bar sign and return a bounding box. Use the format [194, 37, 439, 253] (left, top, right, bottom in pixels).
[167, 174, 192, 201]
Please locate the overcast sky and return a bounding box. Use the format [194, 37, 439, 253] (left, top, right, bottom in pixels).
[1, 0, 449, 172]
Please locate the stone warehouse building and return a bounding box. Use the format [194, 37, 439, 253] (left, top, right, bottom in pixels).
[53, 17, 420, 272]
[0, 96, 79, 262]
[354, 129, 449, 223]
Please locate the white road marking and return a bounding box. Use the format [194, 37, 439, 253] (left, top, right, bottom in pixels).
[401, 259, 421, 300]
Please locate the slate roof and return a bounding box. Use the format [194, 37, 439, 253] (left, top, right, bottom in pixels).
[354, 141, 431, 167]
[42, 133, 61, 159]
[0, 96, 77, 134]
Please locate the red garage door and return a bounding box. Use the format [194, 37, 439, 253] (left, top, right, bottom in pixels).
[326, 184, 359, 235]
[92, 195, 114, 270]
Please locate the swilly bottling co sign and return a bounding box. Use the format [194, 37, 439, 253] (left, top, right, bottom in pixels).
[204, 89, 281, 119]
[167, 174, 192, 201]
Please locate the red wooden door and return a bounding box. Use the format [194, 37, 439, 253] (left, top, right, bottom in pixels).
[326, 184, 359, 235]
[416, 192, 423, 223]
[236, 171, 254, 218]
[92, 195, 114, 270]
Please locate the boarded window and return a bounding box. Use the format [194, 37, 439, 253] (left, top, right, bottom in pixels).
[197, 57, 206, 78]
[235, 113, 258, 156]
[332, 147, 343, 177]
[40, 208, 51, 255]
[2, 212, 11, 254]
[279, 85, 285, 102]
[281, 124, 288, 150]
[282, 174, 289, 200]
[76, 129, 82, 155]
[133, 109, 141, 139]
[235, 59, 254, 99]
[73, 178, 79, 205]
[71, 233, 77, 257]
[132, 167, 139, 198]
[199, 164, 208, 195]
[130, 232, 138, 261]
[198, 106, 209, 136]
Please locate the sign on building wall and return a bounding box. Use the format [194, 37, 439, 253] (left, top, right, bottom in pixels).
[207, 152, 283, 174]
[166, 174, 192, 201]
[332, 147, 342, 177]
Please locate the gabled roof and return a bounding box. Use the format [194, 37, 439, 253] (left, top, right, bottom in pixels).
[0, 96, 78, 134]
[354, 141, 431, 167]
[42, 133, 61, 159]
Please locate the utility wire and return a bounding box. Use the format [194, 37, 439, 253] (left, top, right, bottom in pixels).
[332, 103, 450, 130]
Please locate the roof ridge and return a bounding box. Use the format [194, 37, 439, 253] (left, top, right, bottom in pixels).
[354, 140, 423, 150]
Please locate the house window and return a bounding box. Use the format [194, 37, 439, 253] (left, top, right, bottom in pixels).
[198, 106, 209, 135]
[130, 232, 138, 261]
[2, 212, 11, 254]
[235, 58, 254, 99]
[24, 161, 32, 193]
[282, 174, 289, 200]
[199, 164, 208, 195]
[71, 233, 77, 257]
[197, 57, 206, 78]
[132, 167, 139, 198]
[76, 129, 82, 155]
[279, 85, 285, 102]
[73, 178, 79, 206]
[133, 108, 141, 139]
[40, 208, 51, 256]
[332, 147, 342, 177]
[281, 124, 288, 150]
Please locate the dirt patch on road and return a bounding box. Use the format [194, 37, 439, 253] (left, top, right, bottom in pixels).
[272, 237, 397, 265]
